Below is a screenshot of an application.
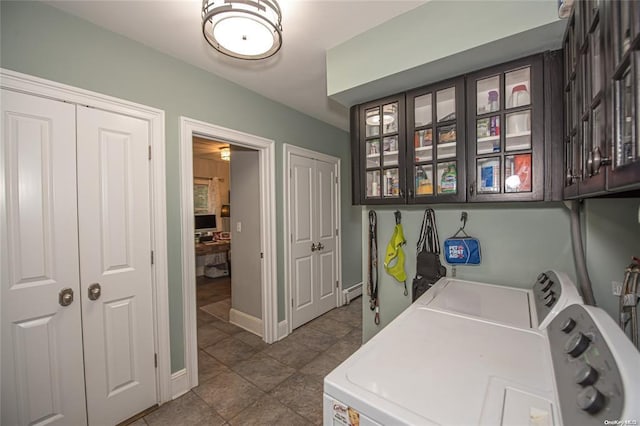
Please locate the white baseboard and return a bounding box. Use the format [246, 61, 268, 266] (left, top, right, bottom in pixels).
[170, 369, 189, 400]
[343, 282, 363, 305]
[277, 320, 288, 341]
[229, 308, 262, 337]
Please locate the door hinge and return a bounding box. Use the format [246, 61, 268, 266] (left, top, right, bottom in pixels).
[260, 252, 264, 259]
[336, 228, 339, 236]
[336, 280, 339, 288]
[148, 145, 152, 160]
[154, 353, 158, 368]
[151, 250, 154, 265]
[335, 176, 338, 184]
[291, 298, 293, 308]
[289, 168, 292, 178]
[290, 233, 293, 243]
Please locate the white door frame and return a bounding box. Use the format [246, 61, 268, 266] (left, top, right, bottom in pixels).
[179, 117, 278, 391]
[283, 144, 342, 334]
[0, 68, 171, 404]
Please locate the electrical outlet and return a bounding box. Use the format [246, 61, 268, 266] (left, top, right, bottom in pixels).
[236, 221, 242, 232]
[612, 281, 623, 296]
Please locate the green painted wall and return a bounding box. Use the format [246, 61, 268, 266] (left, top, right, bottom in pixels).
[0, 1, 363, 373]
[327, 0, 562, 100]
[361, 201, 640, 342]
[584, 199, 640, 336]
[361, 203, 577, 341]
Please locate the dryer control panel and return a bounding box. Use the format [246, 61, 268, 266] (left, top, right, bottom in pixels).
[533, 270, 582, 329]
[548, 304, 640, 426]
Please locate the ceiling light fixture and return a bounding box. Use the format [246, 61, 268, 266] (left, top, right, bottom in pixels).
[220, 147, 231, 161]
[202, 0, 283, 60]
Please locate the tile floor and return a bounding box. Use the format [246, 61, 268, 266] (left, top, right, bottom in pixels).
[131, 276, 362, 425]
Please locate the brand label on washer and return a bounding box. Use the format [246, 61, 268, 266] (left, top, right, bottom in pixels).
[332, 400, 360, 426]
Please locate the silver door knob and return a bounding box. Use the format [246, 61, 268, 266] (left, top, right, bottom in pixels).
[311, 243, 317, 252]
[317, 242, 324, 251]
[88, 283, 101, 301]
[591, 147, 610, 175]
[59, 288, 74, 307]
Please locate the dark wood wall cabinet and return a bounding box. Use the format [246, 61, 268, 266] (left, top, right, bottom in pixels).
[563, 0, 640, 198]
[350, 52, 563, 205]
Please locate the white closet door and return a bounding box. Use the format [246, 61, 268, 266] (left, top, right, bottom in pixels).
[314, 159, 338, 316]
[76, 106, 156, 425]
[290, 154, 317, 328]
[289, 154, 338, 329]
[1, 90, 87, 426]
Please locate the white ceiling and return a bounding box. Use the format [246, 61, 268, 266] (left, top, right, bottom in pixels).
[49, 0, 426, 131]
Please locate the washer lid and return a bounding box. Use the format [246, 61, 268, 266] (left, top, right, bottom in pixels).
[419, 278, 532, 328]
[326, 308, 553, 425]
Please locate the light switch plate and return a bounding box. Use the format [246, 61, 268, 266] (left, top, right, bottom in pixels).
[236, 221, 242, 232]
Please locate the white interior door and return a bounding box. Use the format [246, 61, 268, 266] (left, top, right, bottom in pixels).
[314, 159, 338, 315]
[76, 106, 157, 425]
[1, 90, 87, 426]
[290, 155, 316, 328]
[289, 153, 338, 329]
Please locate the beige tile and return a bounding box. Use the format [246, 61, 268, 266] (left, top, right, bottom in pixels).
[144, 392, 225, 426]
[193, 370, 265, 420]
[270, 373, 323, 424]
[299, 353, 342, 382]
[233, 331, 269, 350]
[198, 350, 231, 384]
[127, 418, 147, 426]
[198, 323, 230, 349]
[210, 320, 244, 335]
[204, 336, 257, 367]
[325, 339, 361, 362]
[228, 395, 307, 426]
[287, 326, 338, 352]
[306, 316, 352, 338]
[261, 340, 319, 369]
[232, 352, 296, 391]
[197, 308, 218, 324]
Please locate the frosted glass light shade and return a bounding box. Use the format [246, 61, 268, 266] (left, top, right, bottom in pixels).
[202, 0, 283, 60]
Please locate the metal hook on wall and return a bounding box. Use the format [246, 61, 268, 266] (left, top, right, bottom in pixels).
[453, 211, 469, 238]
[394, 210, 402, 224]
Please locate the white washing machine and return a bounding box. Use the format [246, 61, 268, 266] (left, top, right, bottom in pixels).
[417, 270, 582, 330]
[324, 272, 640, 426]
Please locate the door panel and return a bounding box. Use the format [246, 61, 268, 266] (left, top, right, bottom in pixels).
[77, 106, 156, 425]
[315, 160, 337, 314]
[1, 90, 87, 426]
[290, 155, 317, 328]
[289, 154, 338, 329]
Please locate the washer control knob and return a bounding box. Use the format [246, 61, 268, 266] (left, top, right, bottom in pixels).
[575, 363, 599, 386]
[541, 280, 554, 292]
[545, 295, 556, 307]
[577, 386, 605, 414]
[560, 317, 577, 333]
[565, 332, 591, 358]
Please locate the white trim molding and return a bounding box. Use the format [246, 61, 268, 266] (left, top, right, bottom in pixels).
[179, 117, 278, 392]
[170, 369, 189, 400]
[277, 320, 289, 341]
[282, 144, 342, 335]
[0, 68, 171, 405]
[229, 309, 263, 337]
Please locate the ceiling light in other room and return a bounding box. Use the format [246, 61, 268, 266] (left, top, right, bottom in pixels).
[365, 112, 395, 126]
[220, 147, 231, 161]
[202, 0, 283, 60]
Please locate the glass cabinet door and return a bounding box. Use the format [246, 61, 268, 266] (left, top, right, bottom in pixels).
[467, 55, 543, 201]
[360, 95, 406, 203]
[407, 78, 465, 203]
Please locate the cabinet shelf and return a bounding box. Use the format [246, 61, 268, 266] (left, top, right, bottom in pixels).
[437, 142, 456, 148]
[477, 135, 500, 143]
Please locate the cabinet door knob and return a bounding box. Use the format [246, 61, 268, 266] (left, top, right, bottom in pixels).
[311, 242, 317, 252]
[317, 242, 324, 251]
[59, 288, 74, 307]
[591, 146, 609, 175]
[469, 182, 475, 196]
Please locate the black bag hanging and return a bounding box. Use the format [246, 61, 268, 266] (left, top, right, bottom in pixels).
[367, 210, 380, 325]
[412, 208, 446, 302]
